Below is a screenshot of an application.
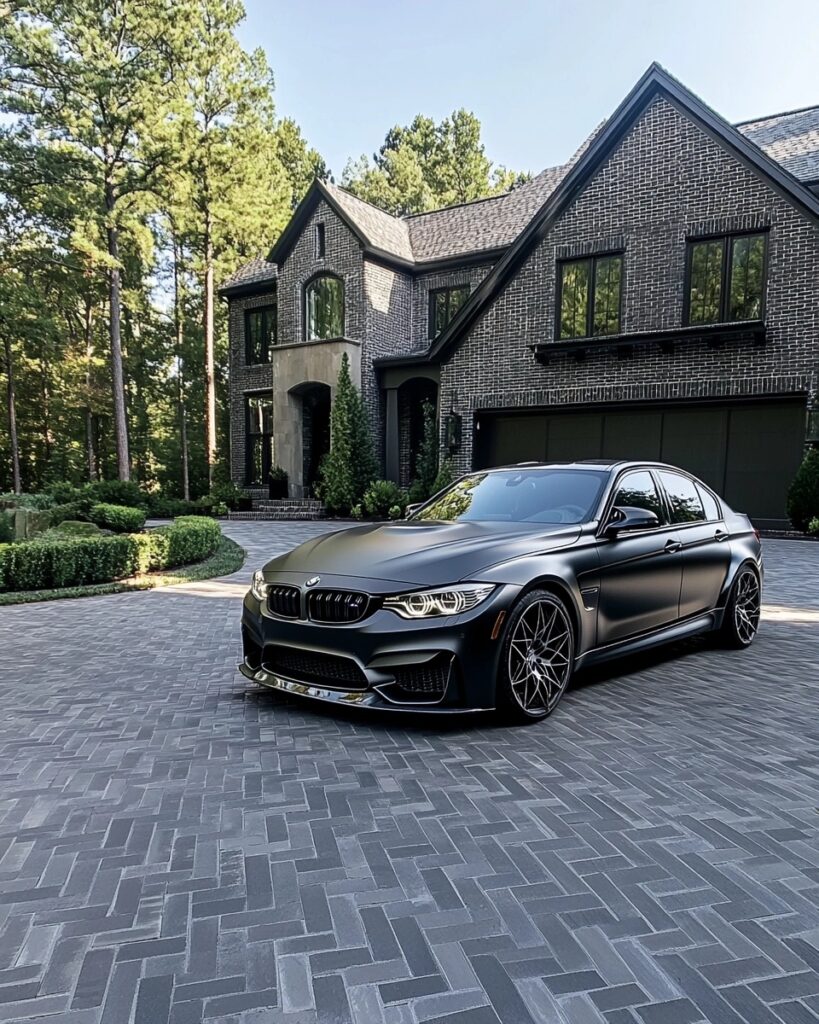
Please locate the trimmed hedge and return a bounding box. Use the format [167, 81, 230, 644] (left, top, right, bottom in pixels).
[787, 449, 819, 533]
[88, 502, 146, 533]
[0, 516, 221, 593]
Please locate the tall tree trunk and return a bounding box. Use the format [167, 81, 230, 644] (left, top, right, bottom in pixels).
[3, 335, 21, 494]
[173, 236, 190, 500]
[106, 181, 130, 480]
[83, 296, 97, 481]
[203, 208, 216, 490]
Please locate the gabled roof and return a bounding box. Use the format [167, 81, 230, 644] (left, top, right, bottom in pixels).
[737, 104, 819, 184]
[219, 256, 277, 296]
[416, 62, 819, 365]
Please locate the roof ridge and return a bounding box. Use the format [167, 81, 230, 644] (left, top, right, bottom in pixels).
[324, 181, 405, 222]
[735, 102, 819, 127]
[402, 191, 514, 220]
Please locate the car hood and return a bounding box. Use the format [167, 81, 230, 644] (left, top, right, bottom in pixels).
[262, 520, 583, 586]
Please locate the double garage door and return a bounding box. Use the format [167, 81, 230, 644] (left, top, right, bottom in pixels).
[473, 399, 806, 527]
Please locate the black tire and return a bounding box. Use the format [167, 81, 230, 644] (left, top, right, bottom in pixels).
[718, 565, 761, 649]
[497, 589, 575, 723]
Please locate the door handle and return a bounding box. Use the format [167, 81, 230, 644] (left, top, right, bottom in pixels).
[664, 539, 682, 553]
[714, 530, 729, 542]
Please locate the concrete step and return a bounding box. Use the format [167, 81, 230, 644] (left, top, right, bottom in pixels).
[228, 499, 327, 521]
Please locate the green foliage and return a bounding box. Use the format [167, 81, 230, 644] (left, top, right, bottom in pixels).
[87, 480, 146, 508]
[808, 517, 819, 536]
[0, 492, 55, 510]
[787, 449, 819, 532]
[45, 520, 102, 539]
[388, 505, 403, 520]
[0, 516, 221, 592]
[11, 507, 52, 540]
[0, 535, 141, 592]
[407, 400, 440, 503]
[431, 459, 456, 496]
[350, 504, 363, 520]
[317, 354, 377, 514]
[343, 110, 530, 215]
[363, 480, 408, 519]
[208, 481, 250, 510]
[49, 501, 90, 526]
[88, 503, 146, 533]
[0, 512, 13, 544]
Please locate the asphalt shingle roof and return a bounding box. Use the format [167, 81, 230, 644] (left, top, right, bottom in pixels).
[737, 105, 819, 183]
[220, 256, 277, 291]
[223, 102, 819, 291]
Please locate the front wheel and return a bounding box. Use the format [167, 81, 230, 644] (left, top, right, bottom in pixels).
[718, 566, 761, 649]
[497, 589, 575, 723]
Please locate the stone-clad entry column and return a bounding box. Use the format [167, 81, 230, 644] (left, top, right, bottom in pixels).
[271, 340, 361, 498]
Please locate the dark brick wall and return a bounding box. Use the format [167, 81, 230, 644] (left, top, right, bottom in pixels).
[410, 264, 495, 352]
[227, 290, 276, 486]
[439, 97, 819, 472]
[363, 259, 412, 467]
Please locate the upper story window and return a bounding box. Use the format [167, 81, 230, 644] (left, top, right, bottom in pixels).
[245, 305, 277, 364]
[306, 274, 344, 340]
[686, 232, 766, 326]
[316, 222, 326, 258]
[558, 253, 623, 340]
[429, 285, 469, 339]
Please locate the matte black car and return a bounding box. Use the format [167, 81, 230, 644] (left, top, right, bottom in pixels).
[239, 461, 762, 722]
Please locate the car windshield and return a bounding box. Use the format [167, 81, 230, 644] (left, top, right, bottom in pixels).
[413, 469, 609, 524]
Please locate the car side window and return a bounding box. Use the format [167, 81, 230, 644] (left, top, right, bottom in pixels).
[696, 484, 721, 522]
[659, 471, 705, 524]
[612, 471, 665, 521]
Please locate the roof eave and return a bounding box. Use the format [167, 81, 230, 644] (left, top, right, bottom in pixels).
[422, 62, 819, 365]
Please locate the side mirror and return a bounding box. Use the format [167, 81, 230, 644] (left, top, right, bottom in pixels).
[605, 505, 660, 537]
[405, 503, 423, 518]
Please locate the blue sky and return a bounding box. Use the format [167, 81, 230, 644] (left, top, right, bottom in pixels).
[239, 0, 819, 180]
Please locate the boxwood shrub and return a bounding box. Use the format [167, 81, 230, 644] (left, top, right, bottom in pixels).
[88, 502, 146, 533]
[0, 516, 221, 593]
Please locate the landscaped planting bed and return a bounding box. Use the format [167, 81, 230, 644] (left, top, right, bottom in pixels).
[0, 516, 222, 594]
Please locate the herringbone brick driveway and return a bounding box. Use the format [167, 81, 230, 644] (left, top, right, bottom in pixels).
[1, 523, 818, 1024]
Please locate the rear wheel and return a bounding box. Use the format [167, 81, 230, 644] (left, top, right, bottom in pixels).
[498, 590, 575, 722]
[719, 566, 761, 648]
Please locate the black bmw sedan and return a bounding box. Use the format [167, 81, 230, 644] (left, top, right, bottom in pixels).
[239, 461, 762, 722]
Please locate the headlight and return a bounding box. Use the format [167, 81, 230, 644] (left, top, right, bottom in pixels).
[250, 570, 269, 602]
[383, 583, 495, 619]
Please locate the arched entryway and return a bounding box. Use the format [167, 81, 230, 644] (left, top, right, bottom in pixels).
[397, 377, 438, 488]
[291, 382, 331, 497]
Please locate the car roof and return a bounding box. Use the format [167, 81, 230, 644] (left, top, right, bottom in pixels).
[483, 460, 695, 474]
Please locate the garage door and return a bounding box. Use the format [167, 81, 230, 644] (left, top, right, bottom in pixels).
[473, 400, 806, 527]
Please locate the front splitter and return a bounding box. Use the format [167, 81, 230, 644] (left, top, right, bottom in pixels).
[237, 662, 489, 714]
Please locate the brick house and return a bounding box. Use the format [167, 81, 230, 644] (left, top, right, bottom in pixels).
[220, 64, 819, 528]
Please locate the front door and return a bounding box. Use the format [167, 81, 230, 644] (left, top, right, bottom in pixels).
[245, 394, 274, 486]
[305, 388, 331, 496]
[596, 469, 682, 644]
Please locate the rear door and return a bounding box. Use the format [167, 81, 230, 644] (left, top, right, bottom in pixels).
[596, 469, 682, 644]
[656, 470, 731, 618]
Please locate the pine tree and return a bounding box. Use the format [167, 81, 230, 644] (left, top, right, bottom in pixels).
[408, 399, 439, 502]
[318, 354, 376, 514]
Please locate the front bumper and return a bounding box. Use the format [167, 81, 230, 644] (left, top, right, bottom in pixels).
[240, 574, 519, 712]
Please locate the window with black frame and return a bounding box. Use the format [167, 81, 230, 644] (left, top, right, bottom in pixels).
[686, 232, 766, 326]
[245, 305, 277, 364]
[429, 285, 469, 339]
[245, 395, 274, 485]
[558, 253, 622, 340]
[306, 275, 344, 340]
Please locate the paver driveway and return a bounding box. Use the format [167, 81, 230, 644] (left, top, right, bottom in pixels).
[1, 523, 818, 1024]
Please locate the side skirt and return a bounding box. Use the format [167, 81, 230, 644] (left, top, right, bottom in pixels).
[577, 611, 718, 670]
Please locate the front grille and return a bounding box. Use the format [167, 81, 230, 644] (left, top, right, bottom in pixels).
[307, 589, 369, 624]
[392, 655, 453, 697]
[267, 584, 301, 619]
[262, 646, 367, 690]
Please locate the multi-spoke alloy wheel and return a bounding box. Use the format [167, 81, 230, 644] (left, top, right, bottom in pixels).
[499, 590, 574, 721]
[719, 566, 761, 649]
